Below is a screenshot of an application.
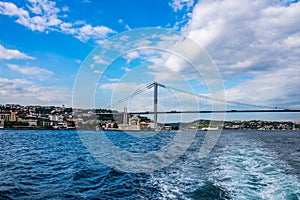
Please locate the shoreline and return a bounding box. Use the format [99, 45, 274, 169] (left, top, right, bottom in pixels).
[1, 128, 299, 131]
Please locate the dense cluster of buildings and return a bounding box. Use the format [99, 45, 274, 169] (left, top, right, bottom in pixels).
[189, 119, 300, 130]
[223, 120, 300, 130]
[0, 104, 153, 130]
[0, 104, 75, 129]
[116, 107, 153, 131]
[0, 104, 299, 130]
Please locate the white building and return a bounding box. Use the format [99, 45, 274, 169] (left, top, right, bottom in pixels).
[118, 107, 141, 131]
[0, 119, 4, 129]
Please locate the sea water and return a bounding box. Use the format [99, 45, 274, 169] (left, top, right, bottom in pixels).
[0, 130, 299, 199]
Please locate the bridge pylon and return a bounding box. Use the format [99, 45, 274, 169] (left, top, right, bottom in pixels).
[153, 82, 158, 129]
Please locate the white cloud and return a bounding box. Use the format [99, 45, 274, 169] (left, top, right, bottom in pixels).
[183, 0, 300, 74]
[228, 60, 253, 70]
[75, 24, 115, 42]
[127, 51, 139, 59]
[107, 78, 120, 82]
[119, 35, 130, 41]
[7, 64, 53, 79]
[169, 0, 195, 29]
[61, 6, 69, 12]
[59, 22, 76, 34]
[116, 18, 131, 31]
[99, 82, 139, 91]
[26, 0, 56, 15]
[93, 55, 109, 64]
[0, 1, 59, 31]
[0, 78, 32, 86]
[148, 64, 185, 82]
[180, 0, 300, 108]
[93, 70, 102, 74]
[169, 0, 194, 12]
[0, 1, 28, 17]
[0, 44, 35, 60]
[283, 33, 300, 49]
[122, 48, 200, 83]
[121, 66, 131, 72]
[225, 63, 300, 108]
[0, 77, 71, 106]
[125, 24, 131, 30]
[0, 0, 61, 32]
[124, 50, 139, 64]
[0, 1, 115, 42]
[74, 59, 81, 64]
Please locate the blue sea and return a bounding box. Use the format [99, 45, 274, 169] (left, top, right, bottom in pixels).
[0, 130, 299, 199]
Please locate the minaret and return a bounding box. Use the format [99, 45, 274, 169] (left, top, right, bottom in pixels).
[123, 107, 128, 125]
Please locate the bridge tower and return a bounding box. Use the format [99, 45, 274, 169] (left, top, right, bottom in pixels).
[154, 82, 158, 129]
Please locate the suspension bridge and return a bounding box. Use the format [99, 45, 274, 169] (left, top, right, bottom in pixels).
[97, 82, 300, 128]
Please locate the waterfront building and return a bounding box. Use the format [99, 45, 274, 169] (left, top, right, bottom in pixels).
[128, 115, 141, 130]
[0, 111, 17, 121]
[22, 116, 38, 126]
[118, 107, 141, 130]
[0, 119, 4, 129]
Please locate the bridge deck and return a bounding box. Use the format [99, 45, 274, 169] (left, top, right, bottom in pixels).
[96, 109, 300, 115]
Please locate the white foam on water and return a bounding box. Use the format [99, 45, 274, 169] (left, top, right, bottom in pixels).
[210, 138, 300, 199]
[148, 149, 206, 200]
[146, 132, 300, 199]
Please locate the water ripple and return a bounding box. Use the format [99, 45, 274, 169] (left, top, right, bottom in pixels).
[0, 130, 299, 199]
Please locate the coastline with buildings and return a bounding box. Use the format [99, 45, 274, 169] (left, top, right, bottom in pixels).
[0, 104, 299, 131]
[0, 104, 75, 130]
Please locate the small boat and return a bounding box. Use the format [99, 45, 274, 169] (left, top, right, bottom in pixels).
[201, 127, 219, 131]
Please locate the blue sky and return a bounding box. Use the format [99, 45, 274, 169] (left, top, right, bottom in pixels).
[0, 0, 300, 121]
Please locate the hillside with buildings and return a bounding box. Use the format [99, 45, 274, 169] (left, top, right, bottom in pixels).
[0, 104, 299, 130]
[0, 104, 153, 130]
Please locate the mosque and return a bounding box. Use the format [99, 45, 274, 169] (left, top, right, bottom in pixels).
[118, 107, 141, 131]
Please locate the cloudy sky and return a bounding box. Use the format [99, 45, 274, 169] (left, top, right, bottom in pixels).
[0, 0, 299, 121]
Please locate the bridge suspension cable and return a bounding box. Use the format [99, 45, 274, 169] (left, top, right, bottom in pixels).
[162, 84, 282, 110]
[105, 82, 290, 112]
[105, 83, 154, 109]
